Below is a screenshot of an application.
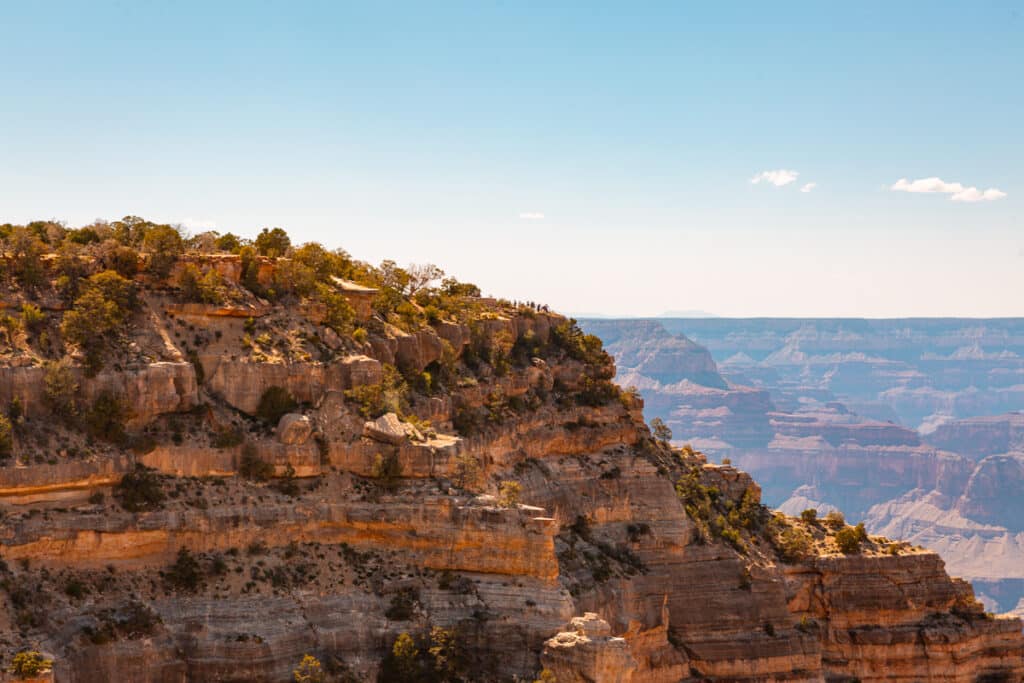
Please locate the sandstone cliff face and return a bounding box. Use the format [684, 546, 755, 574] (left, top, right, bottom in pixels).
[1, 258, 1022, 682]
[0, 362, 198, 428]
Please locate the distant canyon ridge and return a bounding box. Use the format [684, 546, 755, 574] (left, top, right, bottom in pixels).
[582, 317, 1024, 616]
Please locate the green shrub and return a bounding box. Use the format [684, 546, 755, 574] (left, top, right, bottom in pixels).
[272, 259, 317, 297]
[179, 264, 224, 304]
[114, 464, 165, 512]
[718, 524, 744, 551]
[86, 268, 138, 311]
[256, 386, 297, 424]
[67, 227, 101, 245]
[7, 397, 22, 421]
[8, 650, 53, 678]
[165, 548, 202, 590]
[255, 227, 291, 257]
[453, 452, 481, 490]
[238, 444, 275, 481]
[384, 589, 418, 620]
[835, 525, 863, 554]
[576, 377, 619, 407]
[498, 480, 521, 508]
[376, 626, 472, 683]
[20, 303, 45, 334]
[774, 524, 814, 563]
[83, 391, 127, 443]
[824, 510, 846, 529]
[141, 224, 184, 277]
[4, 227, 47, 289]
[533, 669, 558, 683]
[0, 414, 12, 459]
[239, 247, 263, 295]
[0, 314, 21, 345]
[61, 270, 137, 373]
[650, 417, 672, 443]
[371, 452, 402, 486]
[551, 320, 610, 367]
[451, 405, 484, 436]
[314, 283, 354, 333]
[106, 245, 141, 278]
[212, 426, 244, 449]
[293, 654, 325, 683]
[271, 464, 300, 497]
[215, 232, 243, 253]
[800, 508, 818, 524]
[379, 632, 419, 682]
[726, 488, 763, 530]
[44, 359, 80, 418]
[64, 578, 88, 599]
[344, 365, 408, 419]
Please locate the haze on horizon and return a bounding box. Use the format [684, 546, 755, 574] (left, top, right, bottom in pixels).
[1, 2, 1021, 318]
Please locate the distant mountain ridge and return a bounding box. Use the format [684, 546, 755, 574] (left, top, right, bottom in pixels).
[581, 316, 1024, 616]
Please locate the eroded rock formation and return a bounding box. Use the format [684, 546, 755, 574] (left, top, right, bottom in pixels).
[0, 244, 1020, 681]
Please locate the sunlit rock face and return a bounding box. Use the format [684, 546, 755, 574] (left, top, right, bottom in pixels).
[0, 252, 1021, 682]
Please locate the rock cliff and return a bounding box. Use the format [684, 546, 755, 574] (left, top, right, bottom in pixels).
[0, 224, 1021, 682]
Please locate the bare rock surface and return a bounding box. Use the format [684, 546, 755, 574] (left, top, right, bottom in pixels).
[276, 413, 312, 445]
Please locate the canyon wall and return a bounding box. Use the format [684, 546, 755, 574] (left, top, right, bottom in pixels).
[0, 254, 1020, 681]
[584, 317, 1024, 618]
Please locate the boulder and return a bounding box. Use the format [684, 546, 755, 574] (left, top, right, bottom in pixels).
[363, 412, 423, 445]
[277, 414, 313, 445]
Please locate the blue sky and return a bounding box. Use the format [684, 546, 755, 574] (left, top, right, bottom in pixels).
[2, 2, 1021, 316]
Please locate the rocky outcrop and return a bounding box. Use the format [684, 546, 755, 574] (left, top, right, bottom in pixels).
[786, 553, 1024, 682]
[586, 319, 727, 389]
[924, 412, 1024, 460]
[542, 613, 637, 683]
[0, 361, 198, 426]
[363, 412, 422, 445]
[276, 413, 313, 445]
[205, 355, 381, 414]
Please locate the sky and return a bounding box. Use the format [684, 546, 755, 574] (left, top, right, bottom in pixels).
[1, 2, 1021, 317]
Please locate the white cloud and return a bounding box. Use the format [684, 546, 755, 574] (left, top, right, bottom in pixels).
[751, 169, 799, 187]
[519, 212, 545, 220]
[891, 177, 1006, 202]
[951, 187, 1007, 203]
[800, 182, 817, 193]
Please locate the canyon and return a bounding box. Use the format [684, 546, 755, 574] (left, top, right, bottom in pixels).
[583, 317, 1024, 620]
[0, 223, 1021, 682]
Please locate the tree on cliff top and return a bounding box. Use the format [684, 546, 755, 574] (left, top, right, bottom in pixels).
[650, 417, 672, 443]
[61, 270, 137, 373]
[2, 226, 47, 290]
[141, 224, 185, 277]
[255, 227, 291, 257]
